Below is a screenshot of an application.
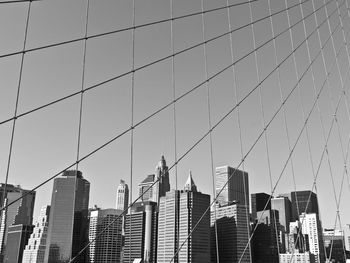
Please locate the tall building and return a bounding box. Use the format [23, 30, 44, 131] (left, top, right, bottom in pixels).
[252, 210, 280, 263]
[210, 202, 251, 263]
[138, 156, 170, 205]
[44, 170, 90, 263]
[251, 192, 271, 221]
[290, 191, 319, 221]
[4, 224, 33, 263]
[157, 172, 210, 263]
[279, 252, 315, 263]
[123, 201, 158, 263]
[22, 206, 51, 263]
[288, 220, 309, 253]
[323, 228, 346, 263]
[88, 209, 123, 263]
[0, 184, 35, 262]
[299, 213, 325, 263]
[271, 196, 291, 232]
[215, 166, 249, 208]
[116, 180, 129, 211]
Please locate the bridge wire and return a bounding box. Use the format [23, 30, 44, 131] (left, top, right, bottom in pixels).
[0, 0, 335, 218]
[0, 0, 40, 4]
[248, 0, 280, 259]
[32, 2, 341, 261]
[199, 0, 220, 262]
[1, 0, 32, 250]
[267, 0, 303, 257]
[165, 2, 343, 262]
[0, 0, 314, 127]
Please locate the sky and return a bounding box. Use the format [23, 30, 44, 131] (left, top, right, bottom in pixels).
[1, 0, 350, 249]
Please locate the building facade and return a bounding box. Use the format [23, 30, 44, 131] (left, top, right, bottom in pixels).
[0, 184, 35, 262]
[215, 166, 249, 208]
[323, 228, 346, 263]
[44, 170, 90, 263]
[116, 180, 129, 211]
[251, 192, 271, 221]
[22, 206, 51, 263]
[290, 191, 319, 221]
[88, 209, 123, 263]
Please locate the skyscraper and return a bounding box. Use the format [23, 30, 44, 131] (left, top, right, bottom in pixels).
[152, 155, 170, 204]
[323, 228, 346, 263]
[271, 196, 291, 232]
[116, 180, 129, 211]
[290, 191, 319, 221]
[88, 209, 123, 263]
[0, 184, 35, 262]
[210, 202, 251, 263]
[22, 205, 51, 263]
[123, 201, 158, 263]
[138, 175, 155, 202]
[299, 213, 325, 263]
[251, 192, 271, 221]
[215, 166, 249, 208]
[44, 170, 90, 263]
[157, 172, 210, 263]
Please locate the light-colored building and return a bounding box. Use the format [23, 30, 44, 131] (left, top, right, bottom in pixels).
[215, 166, 249, 208]
[279, 252, 315, 263]
[89, 209, 123, 263]
[157, 172, 210, 263]
[116, 180, 129, 211]
[299, 213, 325, 263]
[21, 206, 50, 263]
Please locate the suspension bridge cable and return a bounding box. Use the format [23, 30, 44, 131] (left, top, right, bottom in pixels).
[0, 0, 315, 127]
[2, 0, 32, 239]
[0, 0, 337, 216]
[169, 3, 345, 262]
[6, 3, 342, 261]
[0, 0, 257, 60]
[0, 0, 41, 4]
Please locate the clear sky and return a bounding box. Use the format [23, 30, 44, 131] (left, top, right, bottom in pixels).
[1, 0, 350, 248]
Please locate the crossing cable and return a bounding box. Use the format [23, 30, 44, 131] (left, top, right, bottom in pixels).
[63, 3, 345, 262]
[226, 0, 252, 261]
[0, 0, 338, 216]
[0, 0, 256, 61]
[288, 0, 345, 260]
[0, 0, 40, 4]
[0, 0, 316, 127]
[199, 0, 219, 262]
[248, 0, 280, 258]
[1, 0, 32, 235]
[75, 0, 89, 172]
[238, 10, 348, 263]
[169, 4, 345, 263]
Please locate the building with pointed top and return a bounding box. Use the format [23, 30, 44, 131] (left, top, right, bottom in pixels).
[116, 180, 129, 211]
[157, 172, 210, 263]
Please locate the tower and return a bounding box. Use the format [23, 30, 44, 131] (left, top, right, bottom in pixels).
[152, 155, 170, 204]
[88, 209, 123, 263]
[157, 172, 210, 263]
[44, 170, 90, 263]
[116, 180, 129, 211]
[22, 205, 51, 263]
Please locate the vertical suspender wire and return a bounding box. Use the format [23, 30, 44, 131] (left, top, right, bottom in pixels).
[2, 0, 32, 251]
[298, 0, 343, 261]
[226, 0, 252, 261]
[76, 0, 90, 171]
[267, 0, 302, 229]
[170, 0, 178, 193]
[200, 1, 219, 262]
[129, 0, 136, 262]
[248, 0, 280, 259]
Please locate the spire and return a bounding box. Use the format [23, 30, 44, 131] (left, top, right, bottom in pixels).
[184, 171, 197, 192]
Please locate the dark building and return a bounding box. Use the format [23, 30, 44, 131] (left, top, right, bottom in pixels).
[4, 224, 33, 263]
[44, 170, 90, 263]
[251, 193, 271, 221]
[123, 201, 158, 263]
[251, 210, 280, 263]
[324, 229, 346, 263]
[0, 184, 35, 262]
[289, 191, 319, 221]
